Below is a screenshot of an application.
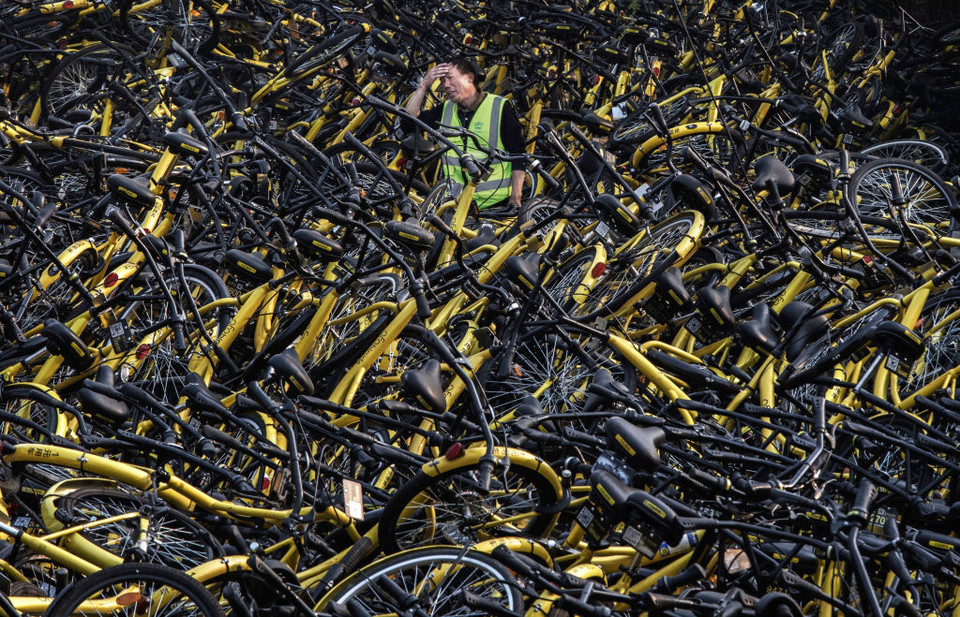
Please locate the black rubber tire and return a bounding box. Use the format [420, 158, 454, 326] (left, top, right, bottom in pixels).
[377, 451, 563, 554]
[316, 546, 524, 614]
[56, 488, 224, 570]
[847, 157, 959, 234]
[44, 562, 225, 617]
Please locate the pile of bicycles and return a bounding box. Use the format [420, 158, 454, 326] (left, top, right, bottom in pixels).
[2, 0, 960, 615]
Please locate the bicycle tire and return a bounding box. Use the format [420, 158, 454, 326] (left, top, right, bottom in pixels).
[53, 488, 224, 570]
[39, 44, 148, 123]
[315, 546, 524, 614]
[900, 290, 960, 398]
[859, 140, 950, 175]
[120, 0, 220, 53]
[574, 210, 704, 318]
[113, 264, 234, 404]
[0, 384, 72, 444]
[847, 157, 959, 234]
[632, 124, 747, 176]
[44, 562, 225, 617]
[377, 446, 563, 554]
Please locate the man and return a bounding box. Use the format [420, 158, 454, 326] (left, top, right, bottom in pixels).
[402, 57, 526, 211]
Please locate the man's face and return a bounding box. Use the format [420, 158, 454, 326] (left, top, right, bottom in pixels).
[441, 65, 476, 105]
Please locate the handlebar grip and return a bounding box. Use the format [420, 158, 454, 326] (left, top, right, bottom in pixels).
[682, 146, 709, 171]
[460, 154, 483, 183]
[230, 111, 247, 132]
[652, 564, 707, 593]
[414, 291, 432, 320]
[427, 214, 457, 239]
[555, 595, 612, 617]
[246, 381, 279, 414]
[171, 321, 187, 352]
[169, 228, 186, 255]
[648, 102, 669, 134]
[933, 260, 960, 286]
[849, 479, 877, 522]
[476, 458, 495, 494]
[317, 537, 374, 593]
[270, 217, 296, 250]
[460, 591, 521, 617]
[107, 208, 138, 239]
[535, 163, 560, 191]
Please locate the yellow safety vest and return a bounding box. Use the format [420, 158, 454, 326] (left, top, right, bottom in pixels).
[440, 94, 511, 208]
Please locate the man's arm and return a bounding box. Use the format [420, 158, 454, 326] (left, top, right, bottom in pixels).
[509, 169, 525, 208]
[500, 101, 527, 208]
[404, 63, 450, 119]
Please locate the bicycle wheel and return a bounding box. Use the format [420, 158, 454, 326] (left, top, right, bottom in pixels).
[847, 158, 958, 234]
[543, 244, 605, 308]
[0, 384, 72, 444]
[632, 125, 746, 175]
[120, 0, 220, 52]
[609, 95, 691, 149]
[480, 325, 637, 434]
[901, 290, 960, 398]
[859, 140, 950, 175]
[377, 447, 563, 554]
[9, 242, 100, 335]
[574, 210, 704, 318]
[113, 264, 234, 404]
[315, 546, 523, 614]
[39, 44, 150, 123]
[44, 562, 225, 617]
[53, 488, 224, 570]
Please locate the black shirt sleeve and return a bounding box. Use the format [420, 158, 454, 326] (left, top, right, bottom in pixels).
[499, 100, 526, 171]
[399, 105, 442, 134]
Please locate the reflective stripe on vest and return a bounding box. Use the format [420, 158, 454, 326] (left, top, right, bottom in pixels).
[440, 94, 512, 208]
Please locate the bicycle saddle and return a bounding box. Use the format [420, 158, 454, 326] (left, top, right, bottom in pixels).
[224, 249, 273, 283]
[292, 228, 344, 261]
[160, 131, 208, 158]
[580, 110, 615, 133]
[594, 193, 641, 235]
[605, 416, 664, 472]
[839, 104, 873, 131]
[738, 302, 780, 354]
[542, 22, 582, 41]
[77, 365, 130, 423]
[385, 218, 435, 252]
[505, 252, 540, 291]
[590, 469, 682, 546]
[671, 173, 716, 220]
[646, 350, 740, 395]
[183, 373, 228, 416]
[751, 155, 795, 196]
[267, 347, 315, 396]
[581, 368, 634, 414]
[775, 95, 821, 125]
[107, 174, 157, 210]
[400, 133, 436, 158]
[370, 28, 400, 53]
[874, 321, 924, 362]
[791, 154, 835, 187]
[400, 358, 446, 412]
[374, 51, 407, 76]
[778, 301, 830, 362]
[645, 267, 692, 322]
[596, 44, 631, 65]
[694, 285, 736, 335]
[42, 318, 95, 370]
[513, 394, 544, 417]
[465, 223, 498, 252]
